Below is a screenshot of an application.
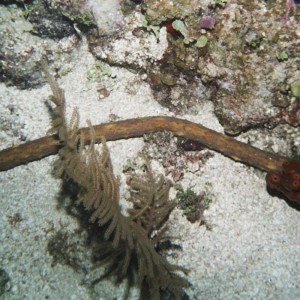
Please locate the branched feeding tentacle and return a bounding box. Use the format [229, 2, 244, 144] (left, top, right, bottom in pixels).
[43, 65, 188, 299]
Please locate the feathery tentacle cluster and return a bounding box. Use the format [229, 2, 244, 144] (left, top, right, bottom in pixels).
[42, 66, 189, 299]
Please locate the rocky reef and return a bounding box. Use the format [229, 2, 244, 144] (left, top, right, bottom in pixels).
[1, 0, 299, 139]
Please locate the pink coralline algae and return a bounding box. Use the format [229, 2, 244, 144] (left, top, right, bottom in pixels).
[199, 16, 215, 29]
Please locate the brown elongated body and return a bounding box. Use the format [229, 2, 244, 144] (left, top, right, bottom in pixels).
[0, 109, 299, 204]
[0, 116, 288, 172]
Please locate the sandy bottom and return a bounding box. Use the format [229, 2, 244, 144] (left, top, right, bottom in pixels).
[0, 42, 299, 300]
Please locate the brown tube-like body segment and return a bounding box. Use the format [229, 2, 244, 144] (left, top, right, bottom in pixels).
[0, 135, 60, 171]
[0, 116, 288, 173]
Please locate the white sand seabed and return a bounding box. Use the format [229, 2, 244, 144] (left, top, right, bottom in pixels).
[0, 41, 299, 300]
